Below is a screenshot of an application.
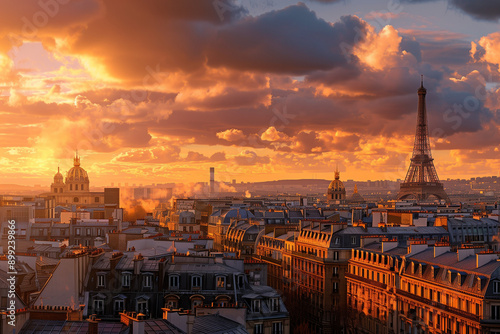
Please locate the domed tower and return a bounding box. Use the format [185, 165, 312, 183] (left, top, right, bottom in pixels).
[65, 152, 90, 193]
[350, 184, 365, 203]
[327, 167, 346, 205]
[51, 167, 65, 194]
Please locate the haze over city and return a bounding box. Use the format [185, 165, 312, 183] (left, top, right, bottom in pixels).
[1, 0, 499, 187]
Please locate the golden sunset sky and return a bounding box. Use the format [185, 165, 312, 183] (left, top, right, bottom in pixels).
[1, 0, 500, 186]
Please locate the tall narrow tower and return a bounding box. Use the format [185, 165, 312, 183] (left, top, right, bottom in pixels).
[210, 167, 215, 195]
[397, 77, 450, 203]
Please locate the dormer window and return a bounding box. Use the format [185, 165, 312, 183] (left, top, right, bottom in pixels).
[269, 298, 279, 312]
[216, 276, 226, 289]
[169, 275, 179, 290]
[97, 274, 106, 288]
[93, 299, 104, 315]
[252, 299, 261, 312]
[143, 274, 153, 288]
[237, 275, 245, 289]
[494, 281, 500, 294]
[192, 275, 202, 290]
[122, 273, 131, 287]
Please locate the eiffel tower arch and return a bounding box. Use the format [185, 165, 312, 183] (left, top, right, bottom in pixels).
[397, 77, 450, 203]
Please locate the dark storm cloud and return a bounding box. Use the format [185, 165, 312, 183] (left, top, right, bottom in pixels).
[206, 5, 368, 74]
[449, 0, 500, 21]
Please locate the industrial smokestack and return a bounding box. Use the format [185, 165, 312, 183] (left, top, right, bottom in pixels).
[210, 167, 215, 195]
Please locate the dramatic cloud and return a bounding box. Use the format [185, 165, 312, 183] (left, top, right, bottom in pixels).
[449, 0, 500, 21]
[207, 6, 369, 74]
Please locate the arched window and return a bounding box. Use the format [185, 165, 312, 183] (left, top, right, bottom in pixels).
[70, 184, 72, 191]
[82, 184, 84, 190]
[54, 188, 58, 193]
[75, 184, 78, 190]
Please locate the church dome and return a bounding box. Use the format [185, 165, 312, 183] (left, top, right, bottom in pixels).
[66, 154, 89, 182]
[350, 184, 365, 203]
[54, 167, 64, 183]
[327, 170, 345, 193]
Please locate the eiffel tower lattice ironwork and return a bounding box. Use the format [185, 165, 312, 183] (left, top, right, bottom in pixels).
[397, 76, 450, 203]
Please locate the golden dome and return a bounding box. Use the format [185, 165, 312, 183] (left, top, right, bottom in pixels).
[327, 169, 345, 193]
[66, 154, 89, 182]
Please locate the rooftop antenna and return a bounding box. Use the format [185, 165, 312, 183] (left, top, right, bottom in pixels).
[420, 74, 424, 88]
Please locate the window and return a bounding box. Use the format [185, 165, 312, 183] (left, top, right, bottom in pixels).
[192, 299, 203, 309]
[86, 228, 91, 236]
[75, 184, 79, 191]
[192, 276, 202, 289]
[333, 251, 339, 260]
[333, 267, 338, 277]
[237, 275, 245, 289]
[74, 197, 79, 202]
[122, 274, 131, 287]
[75, 239, 80, 245]
[272, 322, 283, 334]
[494, 281, 500, 294]
[216, 276, 226, 289]
[70, 184, 73, 191]
[351, 236, 356, 244]
[114, 299, 124, 315]
[137, 300, 148, 314]
[143, 275, 152, 288]
[166, 299, 178, 309]
[269, 298, 279, 312]
[97, 274, 105, 287]
[95, 197, 100, 203]
[97, 228, 102, 236]
[169, 275, 179, 289]
[491, 305, 500, 320]
[75, 228, 80, 236]
[252, 299, 261, 312]
[254, 324, 263, 334]
[93, 299, 104, 315]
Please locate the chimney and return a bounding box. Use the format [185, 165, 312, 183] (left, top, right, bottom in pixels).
[382, 240, 398, 253]
[457, 247, 475, 262]
[434, 216, 448, 229]
[133, 253, 144, 275]
[87, 314, 99, 334]
[476, 251, 498, 268]
[408, 243, 428, 256]
[110, 252, 123, 271]
[131, 316, 145, 334]
[361, 237, 380, 248]
[434, 244, 450, 257]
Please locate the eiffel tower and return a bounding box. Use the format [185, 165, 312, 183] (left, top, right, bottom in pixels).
[397, 76, 450, 203]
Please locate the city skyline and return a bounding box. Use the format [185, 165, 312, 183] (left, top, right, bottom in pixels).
[1, 0, 500, 186]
